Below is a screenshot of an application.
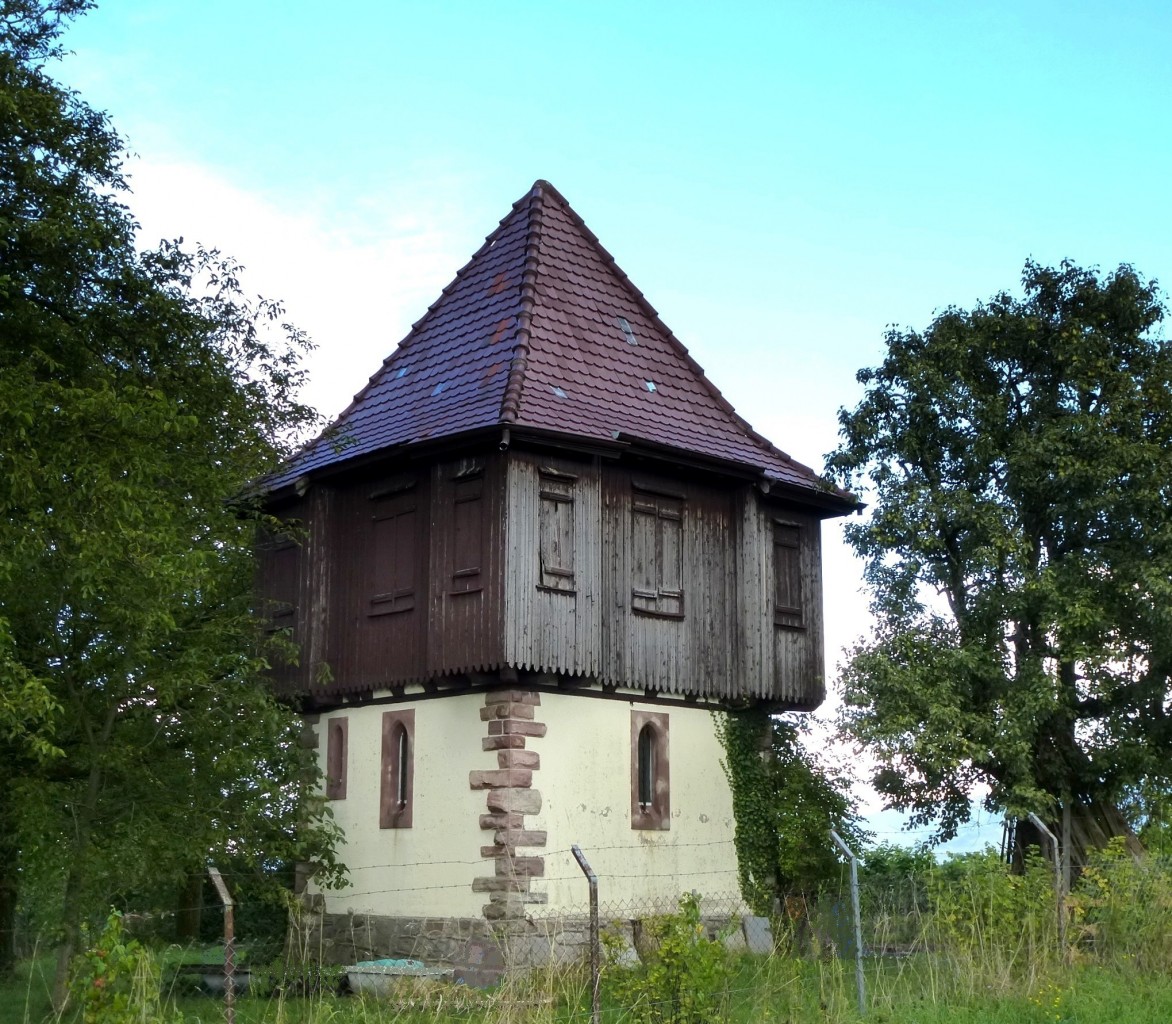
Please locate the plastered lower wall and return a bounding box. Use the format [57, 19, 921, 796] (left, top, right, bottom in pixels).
[527, 694, 739, 914]
[310, 689, 738, 921]
[311, 691, 494, 918]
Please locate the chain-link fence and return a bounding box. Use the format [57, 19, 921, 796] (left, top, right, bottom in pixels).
[8, 838, 1172, 1021]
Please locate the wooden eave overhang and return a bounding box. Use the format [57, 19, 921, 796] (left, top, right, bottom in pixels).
[267, 420, 858, 520]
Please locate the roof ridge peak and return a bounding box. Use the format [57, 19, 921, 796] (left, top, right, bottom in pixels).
[499, 183, 546, 423]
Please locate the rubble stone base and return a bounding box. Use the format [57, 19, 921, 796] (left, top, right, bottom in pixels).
[290, 899, 610, 970]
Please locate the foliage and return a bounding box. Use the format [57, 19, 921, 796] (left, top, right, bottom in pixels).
[855, 842, 938, 945]
[1071, 838, 1172, 971]
[70, 910, 178, 1024]
[0, 0, 343, 993]
[1119, 780, 1172, 858]
[8, 886, 1172, 1024]
[602, 893, 733, 1024]
[717, 710, 866, 914]
[861, 841, 936, 882]
[827, 260, 1172, 841]
[924, 849, 1057, 967]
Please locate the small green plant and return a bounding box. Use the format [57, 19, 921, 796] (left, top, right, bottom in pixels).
[603, 893, 733, 1024]
[70, 910, 179, 1024]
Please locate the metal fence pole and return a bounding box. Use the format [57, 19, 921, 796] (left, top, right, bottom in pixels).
[829, 829, 865, 1017]
[1027, 812, 1067, 950]
[571, 844, 600, 1024]
[207, 866, 236, 1024]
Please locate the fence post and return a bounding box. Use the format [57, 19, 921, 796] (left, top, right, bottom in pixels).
[207, 866, 235, 1024]
[1027, 812, 1067, 951]
[571, 844, 601, 1024]
[829, 830, 865, 1017]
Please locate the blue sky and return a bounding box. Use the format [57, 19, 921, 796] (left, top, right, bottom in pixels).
[56, 1, 1172, 850]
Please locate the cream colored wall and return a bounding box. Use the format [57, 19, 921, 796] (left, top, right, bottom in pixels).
[527, 693, 739, 914]
[310, 691, 496, 918]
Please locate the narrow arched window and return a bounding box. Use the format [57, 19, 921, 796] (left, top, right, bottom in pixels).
[380, 709, 414, 828]
[631, 710, 670, 830]
[325, 717, 348, 800]
[396, 723, 410, 810]
[638, 724, 655, 811]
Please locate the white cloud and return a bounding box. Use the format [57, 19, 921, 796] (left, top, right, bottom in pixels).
[123, 155, 471, 422]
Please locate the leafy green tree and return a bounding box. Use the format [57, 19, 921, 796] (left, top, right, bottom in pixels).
[1120, 780, 1172, 859]
[0, 0, 341, 994]
[827, 261, 1172, 846]
[717, 712, 865, 915]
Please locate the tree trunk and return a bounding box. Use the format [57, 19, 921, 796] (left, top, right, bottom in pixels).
[1061, 797, 1072, 896]
[50, 756, 105, 1011]
[0, 790, 17, 976]
[175, 871, 204, 942]
[1008, 799, 1143, 874]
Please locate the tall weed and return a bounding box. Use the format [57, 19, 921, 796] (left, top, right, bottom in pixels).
[70, 910, 180, 1024]
[602, 892, 733, 1024]
[1071, 839, 1172, 971]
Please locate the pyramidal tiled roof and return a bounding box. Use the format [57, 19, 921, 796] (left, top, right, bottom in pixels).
[270, 181, 848, 503]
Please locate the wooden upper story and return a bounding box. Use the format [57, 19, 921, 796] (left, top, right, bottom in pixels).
[260, 444, 836, 709]
[256, 182, 856, 711]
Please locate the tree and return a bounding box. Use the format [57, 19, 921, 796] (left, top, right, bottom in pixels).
[717, 711, 865, 916]
[0, 0, 341, 994]
[827, 260, 1172, 851]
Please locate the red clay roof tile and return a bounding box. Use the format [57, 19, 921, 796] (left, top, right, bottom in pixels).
[267, 181, 852, 507]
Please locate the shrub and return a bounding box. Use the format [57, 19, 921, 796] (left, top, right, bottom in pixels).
[1072, 838, 1172, 971]
[70, 910, 180, 1024]
[925, 849, 1057, 969]
[603, 893, 734, 1024]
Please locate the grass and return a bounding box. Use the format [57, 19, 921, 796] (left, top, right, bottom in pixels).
[5, 848, 1170, 1023]
[5, 952, 1172, 1024]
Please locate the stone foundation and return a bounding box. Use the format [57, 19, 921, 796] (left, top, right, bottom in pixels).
[290, 898, 747, 973]
[291, 897, 624, 970]
[291, 897, 496, 966]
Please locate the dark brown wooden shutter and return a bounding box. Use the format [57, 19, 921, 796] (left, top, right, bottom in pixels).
[260, 533, 299, 633]
[451, 477, 484, 594]
[631, 488, 684, 618]
[369, 484, 418, 616]
[773, 519, 803, 627]
[538, 472, 576, 592]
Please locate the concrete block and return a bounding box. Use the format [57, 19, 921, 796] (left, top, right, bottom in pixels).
[743, 915, 773, 954]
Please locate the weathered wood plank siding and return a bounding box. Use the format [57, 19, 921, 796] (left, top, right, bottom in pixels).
[503, 452, 602, 676]
[426, 453, 506, 676]
[256, 498, 306, 695]
[329, 470, 430, 690]
[761, 501, 824, 707]
[301, 486, 335, 690]
[260, 451, 827, 708]
[599, 467, 736, 698]
[734, 487, 768, 699]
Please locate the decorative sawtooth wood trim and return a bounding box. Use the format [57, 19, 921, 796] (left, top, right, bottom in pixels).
[470, 686, 547, 920]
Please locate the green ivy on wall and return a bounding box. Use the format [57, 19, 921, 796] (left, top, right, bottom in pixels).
[716, 711, 866, 916]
